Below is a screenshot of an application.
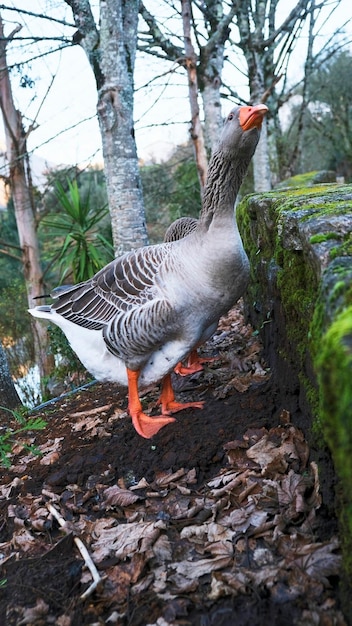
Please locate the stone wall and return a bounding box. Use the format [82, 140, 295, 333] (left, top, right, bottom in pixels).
[238, 183, 352, 618]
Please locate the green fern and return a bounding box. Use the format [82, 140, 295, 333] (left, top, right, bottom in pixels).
[0, 406, 47, 468]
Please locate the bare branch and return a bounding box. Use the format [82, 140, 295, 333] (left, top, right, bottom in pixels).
[263, 0, 310, 48]
[0, 42, 73, 72]
[0, 239, 22, 252]
[0, 36, 71, 42]
[46, 503, 103, 600]
[0, 4, 75, 28]
[139, 1, 185, 62]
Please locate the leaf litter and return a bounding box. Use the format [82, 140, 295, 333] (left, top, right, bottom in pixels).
[0, 302, 346, 625]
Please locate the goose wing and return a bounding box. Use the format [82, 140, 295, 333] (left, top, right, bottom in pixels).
[52, 244, 173, 332]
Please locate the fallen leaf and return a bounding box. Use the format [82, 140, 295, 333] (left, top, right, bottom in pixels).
[91, 520, 161, 562]
[16, 598, 49, 625]
[103, 485, 142, 508]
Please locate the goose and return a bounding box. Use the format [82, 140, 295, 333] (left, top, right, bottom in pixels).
[163, 104, 268, 375]
[29, 103, 268, 439]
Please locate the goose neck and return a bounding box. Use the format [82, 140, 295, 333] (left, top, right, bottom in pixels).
[200, 152, 249, 225]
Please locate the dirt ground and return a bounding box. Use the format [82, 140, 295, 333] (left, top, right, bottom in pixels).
[0, 304, 346, 625]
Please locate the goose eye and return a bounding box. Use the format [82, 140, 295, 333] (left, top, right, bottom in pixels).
[228, 113, 234, 120]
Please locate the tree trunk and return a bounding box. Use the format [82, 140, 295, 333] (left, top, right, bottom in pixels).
[139, 0, 236, 183]
[201, 63, 224, 154]
[198, 0, 236, 152]
[252, 118, 271, 191]
[288, 0, 316, 175]
[0, 342, 21, 410]
[248, 73, 272, 191]
[181, 0, 208, 192]
[235, 0, 272, 191]
[0, 15, 52, 386]
[66, 0, 148, 257]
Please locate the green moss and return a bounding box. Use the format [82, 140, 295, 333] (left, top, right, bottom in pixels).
[315, 307, 352, 583]
[330, 232, 352, 259]
[310, 232, 341, 244]
[275, 171, 320, 188]
[239, 185, 352, 615]
[277, 249, 318, 365]
[264, 184, 350, 216]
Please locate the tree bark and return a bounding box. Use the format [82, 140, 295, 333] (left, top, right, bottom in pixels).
[198, 0, 236, 152]
[288, 0, 316, 175]
[181, 0, 208, 192]
[0, 14, 51, 384]
[65, 0, 148, 257]
[0, 341, 21, 409]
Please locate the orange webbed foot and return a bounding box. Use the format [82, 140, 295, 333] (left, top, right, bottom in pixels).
[174, 350, 219, 376]
[160, 399, 205, 415]
[127, 367, 176, 439]
[158, 373, 204, 415]
[174, 361, 204, 376]
[131, 410, 176, 439]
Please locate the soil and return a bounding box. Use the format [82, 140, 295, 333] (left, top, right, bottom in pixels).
[0, 304, 346, 626]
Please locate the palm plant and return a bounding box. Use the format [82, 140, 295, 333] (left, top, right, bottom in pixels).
[44, 178, 114, 284]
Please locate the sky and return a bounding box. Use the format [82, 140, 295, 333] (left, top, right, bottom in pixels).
[0, 0, 351, 185]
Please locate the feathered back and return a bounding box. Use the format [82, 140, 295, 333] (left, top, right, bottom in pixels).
[164, 216, 198, 242]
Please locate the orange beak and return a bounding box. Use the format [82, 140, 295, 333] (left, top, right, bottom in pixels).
[239, 104, 268, 131]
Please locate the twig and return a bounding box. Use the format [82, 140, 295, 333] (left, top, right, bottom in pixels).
[46, 502, 102, 600]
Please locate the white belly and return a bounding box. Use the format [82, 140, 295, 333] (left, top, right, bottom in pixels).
[30, 308, 189, 389]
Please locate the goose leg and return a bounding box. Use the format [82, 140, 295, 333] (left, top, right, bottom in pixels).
[174, 350, 219, 376]
[158, 373, 204, 414]
[127, 368, 176, 439]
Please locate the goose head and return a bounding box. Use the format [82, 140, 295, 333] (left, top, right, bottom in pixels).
[219, 103, 269, 161]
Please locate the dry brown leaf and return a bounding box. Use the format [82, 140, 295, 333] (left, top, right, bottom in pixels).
[56, 615, 73, 626]
[290, 539, 341, 584]
[155, 468, 187, 486]
[230, 373, 252, 393]
[91, 519, 161, 562]
[226, 447, 259, 469]
[246, 434, 288, 473]
[129, 477, 150, 490]
[103, 485, 142, 508]
[172, 554, 233, 581]
[221, 504, 268, 534]
[11, 527, 38, 552]
[152, 534, 173, 563]
[40, 451, 60, 465]
[16, 598, 49, 625]
[167, 571, 199, 594]
[277, 470, 308, 509]
[70, 404, 112, 418]
[39, 437, 64, 453]
[0, 477, 23, 499]
[205, 539, 234, 558]
[209, 470, 249, 497]
[209, 569, 249, 599]
[181, 523, 214, 543]
[207, 470, 241, 489]
[72, 415, 103, 432]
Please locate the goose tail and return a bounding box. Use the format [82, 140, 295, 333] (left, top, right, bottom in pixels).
[28, 305, 52, 320]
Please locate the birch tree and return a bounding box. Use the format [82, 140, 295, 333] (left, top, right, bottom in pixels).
[65, 0, 148, 256]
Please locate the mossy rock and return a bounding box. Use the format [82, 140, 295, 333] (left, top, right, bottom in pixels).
[276, 170, 337, 189]
[238, 183, 352, 619]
